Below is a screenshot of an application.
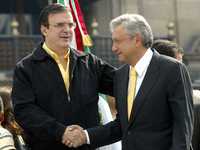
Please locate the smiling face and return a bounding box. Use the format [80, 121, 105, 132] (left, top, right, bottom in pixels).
[111, 25, 146, 66]
[41, 11, 75, 51]
[112, 25, 138, 64]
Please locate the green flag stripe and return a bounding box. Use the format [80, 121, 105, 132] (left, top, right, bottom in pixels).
[84, 46, 91, 53]
[57, 0, 64, 4]
[57, 0, 69, 6]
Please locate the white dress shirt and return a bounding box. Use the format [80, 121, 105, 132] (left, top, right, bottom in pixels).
[133, 48, 153, 97]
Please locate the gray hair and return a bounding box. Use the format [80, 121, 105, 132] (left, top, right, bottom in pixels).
[110, 14, 153, 48]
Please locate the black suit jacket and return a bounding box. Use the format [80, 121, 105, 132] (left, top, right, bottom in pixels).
[88, 51, 193, 150]
[192, 101, 200, 150]
[11, 43, 115, 150]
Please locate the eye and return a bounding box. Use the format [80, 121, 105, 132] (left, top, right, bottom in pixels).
[56, 23, 66, 28]
[113, 39, 120, 44]
[68, 22, 76, 29]
[54, 22, 76, 29]
[49, 22, 76, 29]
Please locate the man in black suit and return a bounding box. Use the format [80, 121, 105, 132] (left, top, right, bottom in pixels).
[64, 14, 194, 150]
[11, 3, 115, 150]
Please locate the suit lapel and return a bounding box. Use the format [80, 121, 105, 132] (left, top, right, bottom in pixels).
[116, 65, 130, 128]
[128, 52, 160, 125]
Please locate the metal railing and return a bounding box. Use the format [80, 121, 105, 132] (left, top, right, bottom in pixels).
[0, 35, 120, 71]
[91, 36, 120, 67]
[0, 35, 42, 70]
[1, 35, 200, 88]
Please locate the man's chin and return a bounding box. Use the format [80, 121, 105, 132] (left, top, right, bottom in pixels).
[60, 41, 70, 48]
[118, 56, 125, 63]
[57, 44, 70, 50]
[61, 38, 71, 43]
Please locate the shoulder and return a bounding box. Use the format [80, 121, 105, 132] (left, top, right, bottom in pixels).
[0, 127, 16, 150]
[15, 51, 33, 67]
[70, 48, 95, 62]
[115, 64, 128, 75]
[154, 51, 179, 65]
[0, 127, 12, 137]
[13, 44, 47, 75]
[73, 49, 100, 63]
[15, 43, 46, 68]
[71, 48, 114, 68]
[155, 53, 191, 87]
[13, 50, 36, 75]
[154, 52, 186, 73]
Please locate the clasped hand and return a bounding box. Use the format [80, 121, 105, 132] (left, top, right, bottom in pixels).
[62, 125, 87, 148]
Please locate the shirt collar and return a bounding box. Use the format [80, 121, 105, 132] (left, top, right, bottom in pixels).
[133, 48, 153, 77]
[42, 42, 70, 60]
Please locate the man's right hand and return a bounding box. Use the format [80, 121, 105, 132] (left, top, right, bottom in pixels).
[62, 125, 87, 148]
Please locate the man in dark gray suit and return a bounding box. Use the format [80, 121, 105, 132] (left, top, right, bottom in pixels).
[63, 14, 194, 150]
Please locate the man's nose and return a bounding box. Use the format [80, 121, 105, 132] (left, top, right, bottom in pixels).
[112, 44, 117, 52]
[63, 25, 71, 32]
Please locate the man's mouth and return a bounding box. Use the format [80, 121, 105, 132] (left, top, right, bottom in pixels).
[60, 35, 71, 40]
[116, 52, 122, 56]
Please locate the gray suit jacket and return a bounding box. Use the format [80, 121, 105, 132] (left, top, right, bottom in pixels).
[88, 50, 193, 150]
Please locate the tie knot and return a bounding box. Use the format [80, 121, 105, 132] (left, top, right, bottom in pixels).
[130, 67, 136, 76]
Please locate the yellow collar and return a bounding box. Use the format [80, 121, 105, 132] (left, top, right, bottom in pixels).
[42, 43, 70, 60]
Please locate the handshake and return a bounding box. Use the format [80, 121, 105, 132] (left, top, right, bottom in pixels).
[62, 125, 87, 148]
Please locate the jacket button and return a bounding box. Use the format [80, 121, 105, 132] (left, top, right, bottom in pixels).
[128, 131, 131, 135]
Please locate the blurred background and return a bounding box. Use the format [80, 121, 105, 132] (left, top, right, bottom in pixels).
[0, 0, 200, 89]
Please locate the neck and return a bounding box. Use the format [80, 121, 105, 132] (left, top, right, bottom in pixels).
[130, 47, 148, 67]
[45, 42, 69, 57]
[54, 49, 68, 57]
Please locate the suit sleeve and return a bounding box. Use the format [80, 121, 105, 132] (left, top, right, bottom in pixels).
[168, 63, 193, 150]
[89, 54, 116, 96]
[87, 70, 121, 148]
[192, 104, 200, 150]
[87, 114, 122, 148]
[11, 64, 66, 142]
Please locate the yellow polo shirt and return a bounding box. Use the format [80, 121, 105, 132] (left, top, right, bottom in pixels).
[42, 43, 70, 92]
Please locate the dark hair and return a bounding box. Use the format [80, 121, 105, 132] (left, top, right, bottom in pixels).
[38, 3, 71, 28]
[152, 39, 178, 58]
[0, 87, 23, 135]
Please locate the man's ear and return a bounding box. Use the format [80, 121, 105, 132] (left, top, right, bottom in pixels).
[135, 33, 142, 47]
[41, 25, 47, 36]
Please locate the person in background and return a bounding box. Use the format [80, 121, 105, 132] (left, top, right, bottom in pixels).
[152, 39, 184, 61]
[175, 47, 184, 62]
[11, 3, 115, 150]
[97, 96, 121, 150]
[0, 86, 26, 150]
[192, 89, 200, 150]
[152, 39, 200, 150]
[63, 14, 193, 150]
[0, 93, 16, 150]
